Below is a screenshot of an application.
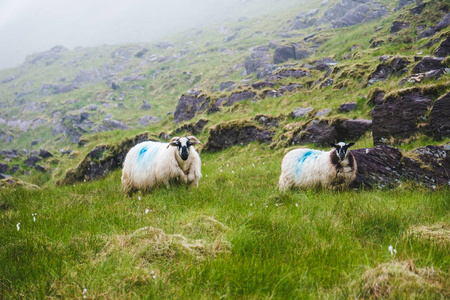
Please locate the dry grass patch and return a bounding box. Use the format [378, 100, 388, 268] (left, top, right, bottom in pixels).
[98, 225, 231, 264]
[407, 223, 450, 244]
[354, 260, 447, 299]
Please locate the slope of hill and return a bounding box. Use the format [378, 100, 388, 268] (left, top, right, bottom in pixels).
[1, 0, 450, 298]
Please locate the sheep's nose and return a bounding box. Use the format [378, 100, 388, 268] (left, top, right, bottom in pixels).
[180, 148, 189, 160]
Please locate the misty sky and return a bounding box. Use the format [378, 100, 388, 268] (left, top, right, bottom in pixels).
[0, 0, 302, 70]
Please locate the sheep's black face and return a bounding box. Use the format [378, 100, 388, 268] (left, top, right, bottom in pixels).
[177, 137, 191, 161]
[330, 142, 355, 161]
[168, 136, 202, 161]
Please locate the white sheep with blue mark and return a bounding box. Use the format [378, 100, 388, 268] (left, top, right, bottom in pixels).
[121, 136, 202, 194]
[278, 142, 357, 191]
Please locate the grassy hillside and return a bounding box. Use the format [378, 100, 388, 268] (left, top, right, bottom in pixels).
[1, 146, 449, 298]
[1, 0, 450, 298]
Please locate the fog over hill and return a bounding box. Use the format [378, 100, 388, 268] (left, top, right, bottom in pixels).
[0, 0, 303, 69]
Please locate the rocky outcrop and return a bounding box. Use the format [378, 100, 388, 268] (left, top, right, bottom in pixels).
[139, 100, 152, 110]
[372, 93, 432, 145]
[335, 119, 372, 141]
[430, 92, 450, 139]
[224, 91, 256, 106]
[412, 57, 445, 74]
[244, 46, 273, 76]
[53, 112, 94, 143]
[434, 36, 450, 57]
[390, 21, 410, 33]
[292, 120, 337, 146]
[203, 121, 274, 152]
[174, 91, 209, 123]
[27, 45, 68, 65]
[58, 133, 158, 184]
[273, 44, 311, 64]
[91, 118, 130, 134]
[338, 103, 357, 112]
[367, 56, 409, 85]
[138, 115, 160, 127]
[24, 155, 41, 167]
[268, 69, 311, 81]
[352, 144, 450, 189]
[418, 13, 450, 39]
[174, 119, 209, 135]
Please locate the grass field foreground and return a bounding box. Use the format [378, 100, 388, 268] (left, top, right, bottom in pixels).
[1, 145, 449, 298]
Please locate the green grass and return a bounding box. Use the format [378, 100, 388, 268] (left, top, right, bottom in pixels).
[1, 145, 449, 298]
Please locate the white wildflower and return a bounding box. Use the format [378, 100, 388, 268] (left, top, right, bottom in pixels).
[145, 209, 149, 214]
[83, 288, 87, 299]
[295, 203, 299, 207]
[252, 163, 255, 168]
[275, 204, 279, 207]
[250, 203, 253, 206]
[388, 245, 397, 256]
[32, 213, 37, 222]
[16, 222, 20, 231]
[138, 196, 141, 200]
[232, 170, 234, 174]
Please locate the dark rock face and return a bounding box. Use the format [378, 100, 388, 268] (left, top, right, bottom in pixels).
[372, 93, 432, 145]
[174, 91, 209, 123]
[391, 21, 410, 33]
[40, 83, 77, 95]
[219, 81, 235, 91]
[175, 119, 209, 135]
[207, 97, 226, 114]
[280, 84, 302, 93]
[418, 13, 450, 39]
[293, 120, 337, 146]
[39, 149, 53, 159]
[268, 69, 311, 81]
[351, 145, 404, 188]
[338, 102, 357, 112]
[434, 37, 450, 57]
[224, 91, 256, 106]
[430, 92, 450, 139]
[273, 45, 311, 64]
[204, 123, 273, 151]
[273, 46, 296, 64]
[251, 81, 275, 89]
[0, 163, 7, 174]
[24, 155, 41, 167]
[412, 57, 444, 73]
[406, 145, 450, 186]
[335, 119, 372, 141]
[59, 133, 156, 184]
[368, 57, 409, 85]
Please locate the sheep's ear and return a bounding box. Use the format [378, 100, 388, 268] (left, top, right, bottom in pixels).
[347, 142, 355, 148]
[167, 137, 180, 148]
[188, 136, 202, 145]
[330, 143, 336, 148]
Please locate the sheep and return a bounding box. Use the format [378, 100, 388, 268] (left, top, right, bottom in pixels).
[278, 142, 357, 191]
[121, 136, 202, 194]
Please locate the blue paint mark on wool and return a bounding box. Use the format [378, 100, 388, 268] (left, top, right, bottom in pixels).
[137, 143, 160, 169]
[295, 150, 322, 178]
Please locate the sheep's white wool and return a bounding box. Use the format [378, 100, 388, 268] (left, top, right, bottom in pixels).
[121, 136, 202, 193]
[278, 143, 357, 191]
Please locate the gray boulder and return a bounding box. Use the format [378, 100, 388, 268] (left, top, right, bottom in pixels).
[138, 115, 160, 127]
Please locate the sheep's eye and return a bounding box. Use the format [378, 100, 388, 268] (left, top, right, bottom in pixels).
[186, 142, 192, 147]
